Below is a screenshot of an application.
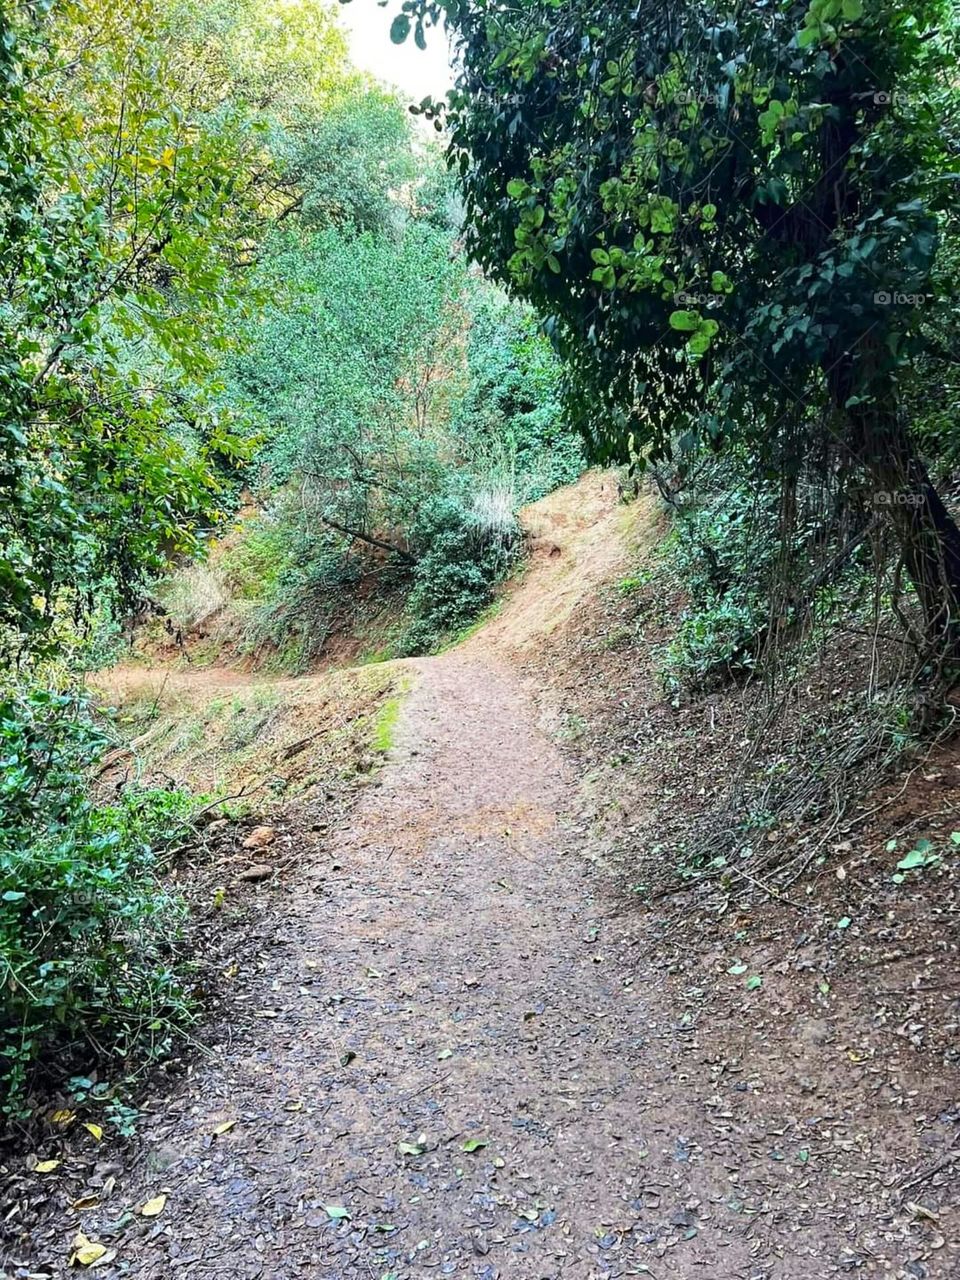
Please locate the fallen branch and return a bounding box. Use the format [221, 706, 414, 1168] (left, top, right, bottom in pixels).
[318, 515, 415, 564]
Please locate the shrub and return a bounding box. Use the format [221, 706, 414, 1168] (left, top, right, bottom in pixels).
[660, 480, 774, 692]
[0, 687, 195, 1113]
[658, 451, 870, 693]
[403, 493, 520, 653]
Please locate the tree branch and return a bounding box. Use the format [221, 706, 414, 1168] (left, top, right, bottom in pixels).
[318, 514, 415, 564]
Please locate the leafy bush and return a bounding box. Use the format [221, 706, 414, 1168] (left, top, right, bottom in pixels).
[659, 474, 776, 692]
[0, 687, 195, 1112]
[658, 450, 871, 693]
[454, 292, 584, 502]
[403, 493, 520, 653]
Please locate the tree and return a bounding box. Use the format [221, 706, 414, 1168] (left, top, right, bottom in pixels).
[234, 223, 467, 552]
[393, 0, 960, 651]
[0, 0, 354, 652]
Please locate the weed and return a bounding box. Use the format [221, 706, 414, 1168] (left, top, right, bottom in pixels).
[372, 694, 404, 755]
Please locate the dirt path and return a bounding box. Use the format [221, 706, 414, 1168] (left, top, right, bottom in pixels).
[55, 646, 758, 1280]
[15, 474, 956, 1278]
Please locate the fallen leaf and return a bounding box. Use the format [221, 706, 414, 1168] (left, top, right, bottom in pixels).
[70, 1194, 101, 1211]
[324, 1204, 350, 1221]
[908, 1201, 940, 1222]
[82, 1123, 103, 1143]
[397, 1141, 423, 1157]
[35, 1159, 61, 1173]
[745, 975, 762, 990]
[70, 1233, 107, 1267]
[212, 1120, 236, 1136]
[51, 1109, 75, 1127]
[437, 1048, 454, 1060]
[139, 1194, 167, 1218]
[462, 1138, 487, 1153]
[242, 825, 276, 850]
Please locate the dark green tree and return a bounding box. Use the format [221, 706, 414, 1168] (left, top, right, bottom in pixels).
[392, 0, 960, 648]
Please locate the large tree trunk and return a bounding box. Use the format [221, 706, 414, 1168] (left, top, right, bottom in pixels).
[823, 335, 960, 655]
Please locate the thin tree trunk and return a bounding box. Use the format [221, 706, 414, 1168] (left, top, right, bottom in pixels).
[850, 406, 960, 652]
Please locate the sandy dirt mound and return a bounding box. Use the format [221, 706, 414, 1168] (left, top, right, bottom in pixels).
[476, 470, 659, 657]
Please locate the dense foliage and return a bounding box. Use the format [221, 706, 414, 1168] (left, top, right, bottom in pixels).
[396, 0, 960, 649]
[0, 688, 193, 1112]
[219, 127, 580, 662]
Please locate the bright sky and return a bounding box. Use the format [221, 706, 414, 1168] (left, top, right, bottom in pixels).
[337, 0, 455, 103]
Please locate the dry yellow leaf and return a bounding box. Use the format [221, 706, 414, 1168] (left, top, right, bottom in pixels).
[82, 1123, 103, 1142]
[35, 1159, 61, 1173]
[70, 1233, 107, 1267]
[139, 1194, 167, 1218]
[213, 1120, 236, 1136]
[70, 1194, 101, 1212]
[51, 1109, 75, 1126]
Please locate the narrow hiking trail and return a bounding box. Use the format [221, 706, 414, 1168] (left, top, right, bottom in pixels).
[18, 474, 956, 1279]
[70, 647, 765, 1280]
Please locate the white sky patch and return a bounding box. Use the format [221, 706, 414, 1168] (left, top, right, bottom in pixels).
[336, 0, 454, 102]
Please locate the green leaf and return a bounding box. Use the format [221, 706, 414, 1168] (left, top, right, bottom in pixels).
[669, 310, 701, 332]
[324, 1205, 350, 1222]
[745, 975, 762, 990]
[389, 14, 411, 44]
[461, 1138, 487, 1153]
